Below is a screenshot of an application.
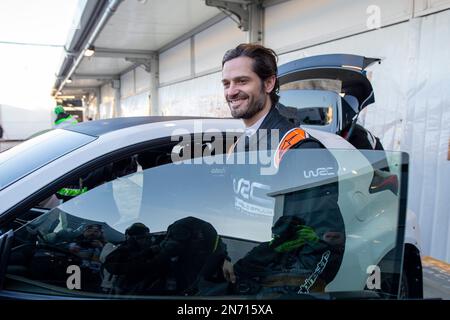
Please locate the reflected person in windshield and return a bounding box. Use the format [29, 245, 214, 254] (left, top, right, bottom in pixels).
[104, 217, 228, 296]
[66, 223, 106, 291]
[103, 222, 166, 295]
[232, 214, 344, 296]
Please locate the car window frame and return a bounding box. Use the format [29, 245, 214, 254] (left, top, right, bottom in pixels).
[1, 131, 235, 233]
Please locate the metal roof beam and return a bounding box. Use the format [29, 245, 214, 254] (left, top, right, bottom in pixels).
[262, 0, 290, 8]
[158, 12, 227, 53]
[72, 74, 118, 80]
[205, 0, 263, 43]
[54, 1, 109, 89]
[58, 87, 98, 97]
[62, 86, 99, 91]
[205, 0, 253, 31]
[93, 48, 156, 59]
[124, 58, 152, 72]
[55, 0, 124, 97]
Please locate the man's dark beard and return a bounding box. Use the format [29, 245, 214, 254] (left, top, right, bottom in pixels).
[229, 84, 267, 119]
[239, 94, 266, 119]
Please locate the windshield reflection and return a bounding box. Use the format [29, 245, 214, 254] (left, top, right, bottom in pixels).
[8, 149, 406, 299]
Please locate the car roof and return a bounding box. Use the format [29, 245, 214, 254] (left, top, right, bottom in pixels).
[278, 54, 381, 110]
[64, 116, 225, 137]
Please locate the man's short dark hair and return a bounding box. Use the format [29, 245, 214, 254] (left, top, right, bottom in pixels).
[84, 224, 103, 231]
[126, 223, 150, 237]
[222, 43, 280, 105]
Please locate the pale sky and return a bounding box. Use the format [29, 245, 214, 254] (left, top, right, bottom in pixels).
[0, 0, 82, 110]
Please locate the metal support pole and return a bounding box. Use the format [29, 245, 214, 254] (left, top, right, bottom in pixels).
[248, 1, 264, 44]
[149, 54, 159, 115]
[95, 87, 101, 120]
[112, 79, 121, 118]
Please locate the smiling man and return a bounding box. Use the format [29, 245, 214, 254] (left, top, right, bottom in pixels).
[221, 44, 294, 148]
[220, 44, 345, 290]
[222, 54, 272, 126]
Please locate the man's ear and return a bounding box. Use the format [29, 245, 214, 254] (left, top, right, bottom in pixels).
[264, 75, 276, 94]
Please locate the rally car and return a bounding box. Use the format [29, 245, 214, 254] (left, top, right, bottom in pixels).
[0, 112, 420, 299]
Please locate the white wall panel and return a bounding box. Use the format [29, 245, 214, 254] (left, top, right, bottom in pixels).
[194, 18, 246, 74]
[99, 102, 113, 119]
[402, 10, 450, 261]
[121, 91, 150, 116]
[135, 66, 151, 93]
[86, 95, 98, 120]
[100, 83, 115, 119]
[265, 0, 412, 52]
[100, 83, 115, 104]
[159, 72, 229, 117]
[159, 39, 191, 84]
[120, 70, 134, 98]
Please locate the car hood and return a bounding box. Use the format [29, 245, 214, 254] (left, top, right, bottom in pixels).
[278, 54, 381, 111]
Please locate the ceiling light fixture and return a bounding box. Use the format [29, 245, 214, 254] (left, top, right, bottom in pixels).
[84, 45, 95, 57]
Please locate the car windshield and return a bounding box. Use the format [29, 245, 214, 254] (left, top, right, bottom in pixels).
[0, 129, 96, 191]
[7, 149, 407, 299]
